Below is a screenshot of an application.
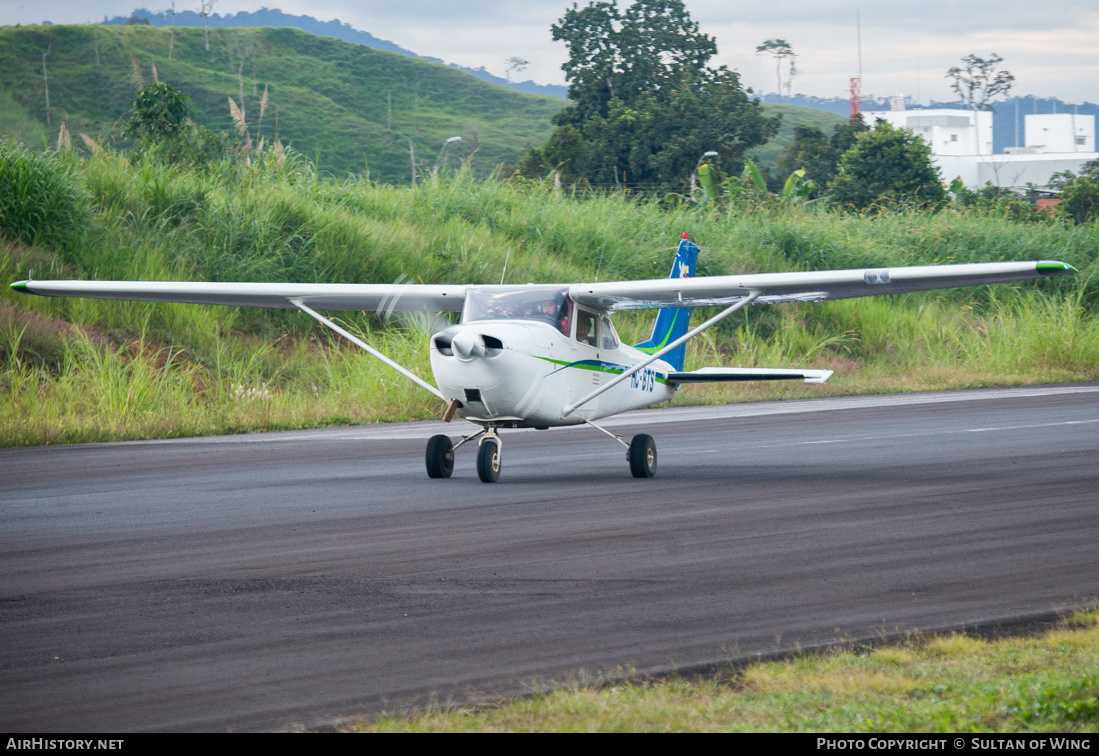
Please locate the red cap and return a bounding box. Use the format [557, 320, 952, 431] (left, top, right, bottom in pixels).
[682, 232, 690, 240]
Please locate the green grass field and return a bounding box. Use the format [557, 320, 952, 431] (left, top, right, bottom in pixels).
[1, 139, 1097, 447]
[350, 610, 1098, 732]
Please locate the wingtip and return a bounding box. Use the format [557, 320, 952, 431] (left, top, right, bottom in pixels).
[1036, 261, 1076, 276]
[10, 280, 29, 293]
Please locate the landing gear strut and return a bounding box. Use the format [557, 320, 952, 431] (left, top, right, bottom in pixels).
[425, 424, 655, 481]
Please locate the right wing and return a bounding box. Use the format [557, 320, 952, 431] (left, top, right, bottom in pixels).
[571, 261, 1075, 311]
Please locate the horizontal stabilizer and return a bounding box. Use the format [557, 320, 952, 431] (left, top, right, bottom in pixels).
[667, 367, 834, 384]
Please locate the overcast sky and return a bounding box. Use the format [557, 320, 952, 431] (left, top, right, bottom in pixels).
[3, 1, 1096, 104]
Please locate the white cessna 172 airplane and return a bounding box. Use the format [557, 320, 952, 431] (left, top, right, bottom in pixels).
[12, 234, 1074, 482]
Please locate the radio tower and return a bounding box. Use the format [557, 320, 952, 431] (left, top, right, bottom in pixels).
[849, 10, 862, 121]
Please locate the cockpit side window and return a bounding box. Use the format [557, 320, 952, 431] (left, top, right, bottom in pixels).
[557, 299, 572, 335]
[600, 316, 619, 350]
[574, 308, 599, 347]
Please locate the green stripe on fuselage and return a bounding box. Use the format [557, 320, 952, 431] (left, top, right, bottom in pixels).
[534, 355, 666, 384]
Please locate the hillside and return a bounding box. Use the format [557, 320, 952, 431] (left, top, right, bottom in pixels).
[102, 7, 570, 99]
[0, 24, 564, 182]
[748, 103, 848, 176]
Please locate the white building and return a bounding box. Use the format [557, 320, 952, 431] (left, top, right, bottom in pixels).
[1009, 113, 1095, 153]
[860, 104, 1097, 191]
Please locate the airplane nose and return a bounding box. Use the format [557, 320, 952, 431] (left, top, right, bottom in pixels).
[452, 331, 485, 361]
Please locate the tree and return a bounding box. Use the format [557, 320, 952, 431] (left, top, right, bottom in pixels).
[830, 112, 869, 155]
[41, 40, 51, 127]
[538, 0, 777, 190]
[776, 117, 869, 198]
[776, 125, 833, 195]
[1078, 158, 1099, 180]
[225, 31, 259, 121]
[755, 39, 796, 104]
[552, 0, 719, 126]
[198, 0, 217, 52]
[518, 124, 589, 182]
[169, 1, 176, 59]
[828, 120, 946, 210]
[946, 54, 1014, 111]
[504, 56, 528, 83]
[124, 82, 228, 165]
[1060, 176, 1099, 223]
[125, 82, 190, 146]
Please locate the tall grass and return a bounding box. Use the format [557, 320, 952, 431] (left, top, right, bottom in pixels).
[0, 140, 90, 251]
[1, 153, 1097, 446]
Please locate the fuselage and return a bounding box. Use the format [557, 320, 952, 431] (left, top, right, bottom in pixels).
[428, 286, 677, 427]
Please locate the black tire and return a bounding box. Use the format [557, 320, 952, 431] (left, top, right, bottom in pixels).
[476, 438, 501, 483]
[425, 434, 454, 479]
[629, 434, 657, 478]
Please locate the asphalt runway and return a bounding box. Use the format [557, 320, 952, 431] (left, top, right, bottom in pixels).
[2, 385, 1097, 732]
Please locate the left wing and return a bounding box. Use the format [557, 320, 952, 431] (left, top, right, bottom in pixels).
[570, 261, 1075, 311]
[9, 280, 467, 312]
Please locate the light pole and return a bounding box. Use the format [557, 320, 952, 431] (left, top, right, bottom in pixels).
[691, 151, 719, 194]
[434, 136, 462, 176]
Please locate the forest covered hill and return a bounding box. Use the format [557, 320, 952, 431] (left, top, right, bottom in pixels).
[0, 23, 565, 182]
[0, 22, 850, 183]
[100, 6, 570, 99]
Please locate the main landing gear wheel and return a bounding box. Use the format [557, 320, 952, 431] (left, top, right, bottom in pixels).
[629, 434, 657, 478]
[477, 438, 501, 483]
[425, 434, 454, 479]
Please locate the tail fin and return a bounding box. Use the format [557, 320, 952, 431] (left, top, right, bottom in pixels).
[633, 233, 700, 371]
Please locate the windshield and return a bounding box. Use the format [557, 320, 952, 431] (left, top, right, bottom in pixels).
[462, 286, 571, 333]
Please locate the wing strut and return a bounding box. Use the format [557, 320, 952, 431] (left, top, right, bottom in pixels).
[290, 299, 446, 402]
[562, 290, 761, 417]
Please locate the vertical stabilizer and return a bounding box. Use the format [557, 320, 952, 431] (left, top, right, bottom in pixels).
[633, 234, 700, 371]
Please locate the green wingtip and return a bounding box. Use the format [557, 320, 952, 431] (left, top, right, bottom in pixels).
[1036, 261, 1077, 276]
[10, 281, 29, 293]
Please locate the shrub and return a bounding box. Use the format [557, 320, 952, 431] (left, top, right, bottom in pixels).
[0, 139, 89, 250]
[828, 120, 946, 211]
[1060, 177, 1099, 224]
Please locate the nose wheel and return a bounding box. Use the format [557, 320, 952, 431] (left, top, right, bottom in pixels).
[476, 437, 501, 483]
